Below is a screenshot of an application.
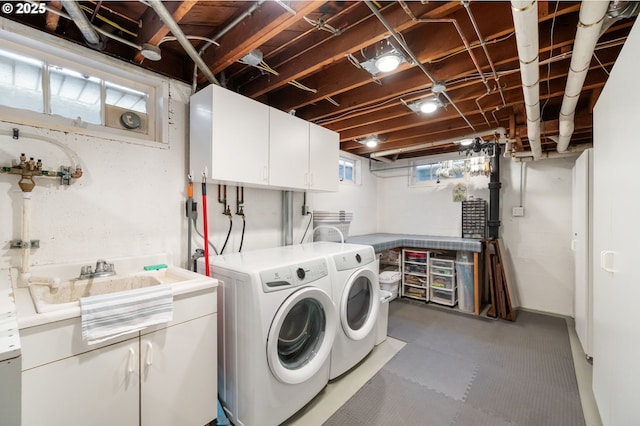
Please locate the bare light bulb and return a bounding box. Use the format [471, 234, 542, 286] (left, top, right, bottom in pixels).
[374, 53, 401, 73]
[419, 101, 438, 113]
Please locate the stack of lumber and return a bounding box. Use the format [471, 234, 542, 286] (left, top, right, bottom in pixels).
[485, 238, 516, 321]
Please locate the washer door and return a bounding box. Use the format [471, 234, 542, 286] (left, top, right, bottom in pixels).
[267, 287, 337, 385]
[340, 268, 380, 341]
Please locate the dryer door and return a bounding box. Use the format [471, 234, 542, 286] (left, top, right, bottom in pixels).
[267, 287, 337, 385]
[340, 268, 380, 341]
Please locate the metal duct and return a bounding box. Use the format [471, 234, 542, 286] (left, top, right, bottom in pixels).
[148, 0, 220, 85]
[511, 0, 542, 158]
[61, 0, 103, 49]
[557, 1, 609, 152]
[282, 191, 294, 246]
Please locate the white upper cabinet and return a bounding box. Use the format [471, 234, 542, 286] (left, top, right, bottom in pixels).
[309, 123, 339, 192]
[190, 85, 339, 192]
[190, 84, 270, 186]
[269, 107, 309, 190]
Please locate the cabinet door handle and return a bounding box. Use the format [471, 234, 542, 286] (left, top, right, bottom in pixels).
[127, 348, 136, 374]
[262, 166, 268, 182]
[304, 172, 308, 186]
[600, 250, 616, 273]
[309, 172, 314, 187]
[145, 341, 153, 367]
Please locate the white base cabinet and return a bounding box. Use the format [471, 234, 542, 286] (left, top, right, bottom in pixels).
[20, 288, 217, 426]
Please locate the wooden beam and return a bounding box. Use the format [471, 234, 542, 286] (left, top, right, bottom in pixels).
[199, 1, 322, 80]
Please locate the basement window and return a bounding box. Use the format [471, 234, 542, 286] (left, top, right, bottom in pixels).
[0, 40, 163, 144]
[339, 155, 361, 185]
[411, 159, 466, 185]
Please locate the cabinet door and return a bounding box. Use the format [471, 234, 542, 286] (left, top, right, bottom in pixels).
[22, 339, 139, 426]
[140, 314, 217, 426]
[191, 85, 270, 186]
[269, 107, 309, 190]
[309, 123, 339, 192]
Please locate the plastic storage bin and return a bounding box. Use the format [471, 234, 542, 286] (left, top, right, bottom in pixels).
[379, 271, 401, 299]
[456, 251, 475, 312]
[376, 290, 393, 345]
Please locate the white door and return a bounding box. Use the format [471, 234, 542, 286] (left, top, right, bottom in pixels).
[592, 20, 640, 426]
[22, 338, 139, 426]
[267, 287, 337, 385]
[340, 268, 380, 340]
[140, 314, 217, 426]
[572, 149, 591, 357]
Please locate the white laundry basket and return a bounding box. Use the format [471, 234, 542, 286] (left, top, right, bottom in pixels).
[379, 270, 401, 300]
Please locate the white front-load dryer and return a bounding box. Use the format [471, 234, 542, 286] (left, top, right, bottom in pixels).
[301, 242, 381, 380]
[208, 246, 338, 426]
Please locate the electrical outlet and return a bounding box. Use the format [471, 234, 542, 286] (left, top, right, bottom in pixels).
[512, 206, 525, 217]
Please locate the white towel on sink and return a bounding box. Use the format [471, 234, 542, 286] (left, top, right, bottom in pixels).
[80, 284, 173, 345]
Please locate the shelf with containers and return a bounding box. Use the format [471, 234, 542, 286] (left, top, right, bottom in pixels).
[429, 257, 457, 307]
[401, 249, 429, 302]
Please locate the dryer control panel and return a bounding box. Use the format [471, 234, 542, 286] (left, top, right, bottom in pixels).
[260, 259, 328, 292]
[334, 248, 375, 271]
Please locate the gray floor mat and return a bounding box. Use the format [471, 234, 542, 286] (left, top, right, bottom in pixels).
[382, 342, 478, 401]
[325, 300, 586, 426]
[324, 369, 461, 426]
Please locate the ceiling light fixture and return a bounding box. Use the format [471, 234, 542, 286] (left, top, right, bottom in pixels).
[403, 95, 444, 114]
[459, 138, 474, 146]
[356, 135, 380, 148]
[419, 100, 439, 114]
[140, 43, 161, 61]
[374, 52, 402, 73]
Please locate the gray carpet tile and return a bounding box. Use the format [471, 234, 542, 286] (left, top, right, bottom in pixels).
[382, 341, 478, 401]
[329, 300, 585, 426]
[324, 369, 462, 426]
[451, 403, 521, 426]
[464, 362, 585, 426]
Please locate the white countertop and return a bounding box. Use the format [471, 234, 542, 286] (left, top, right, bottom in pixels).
[0, 288, 21, 361]
[10, 254, 218, 329]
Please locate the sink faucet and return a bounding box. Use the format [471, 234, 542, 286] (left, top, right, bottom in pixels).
[79, 259, 116, 279]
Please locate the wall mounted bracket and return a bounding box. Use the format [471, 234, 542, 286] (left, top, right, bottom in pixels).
[10, 240, 40, 249]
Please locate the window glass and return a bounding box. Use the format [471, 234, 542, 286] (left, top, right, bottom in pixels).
[49, 66, 101, 124]
[339, 157, 355, 183]
[0, 49, 44, 112]
[106, 81, 147, 113]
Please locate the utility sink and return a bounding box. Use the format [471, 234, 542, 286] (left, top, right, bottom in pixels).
[29, 267, 204, 314]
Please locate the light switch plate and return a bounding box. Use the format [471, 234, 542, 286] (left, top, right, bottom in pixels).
[512, 206, 525, 217]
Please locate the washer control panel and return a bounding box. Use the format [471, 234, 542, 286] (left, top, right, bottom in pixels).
[334, 248, 376, 271]
[260, 259, 328, 292]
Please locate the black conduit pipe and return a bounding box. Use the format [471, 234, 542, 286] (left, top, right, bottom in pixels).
[488, 144, 501, 239]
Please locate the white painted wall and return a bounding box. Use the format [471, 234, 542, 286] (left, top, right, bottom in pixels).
[373, 155, 575, 316]
[377, 167, 490, 235]
[311, 151, 378, 237]
[0, 82, 190, 277]
[500, 157, 575, 316]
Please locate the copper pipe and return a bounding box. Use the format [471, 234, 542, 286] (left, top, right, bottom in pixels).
[45, 1, 62, 31]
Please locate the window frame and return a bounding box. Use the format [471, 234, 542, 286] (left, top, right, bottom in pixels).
[0, 24, 168, 146]
[338, 154, 362, 185]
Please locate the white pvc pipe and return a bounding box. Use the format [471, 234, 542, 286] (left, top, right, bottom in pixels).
[511, 0, 542, 158]
[557, 1, 609, 152]
[20, 193, 32, 285]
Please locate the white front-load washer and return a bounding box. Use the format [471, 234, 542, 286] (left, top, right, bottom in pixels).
[208, 246, 338, 426]
[298, 242, 380, 380]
